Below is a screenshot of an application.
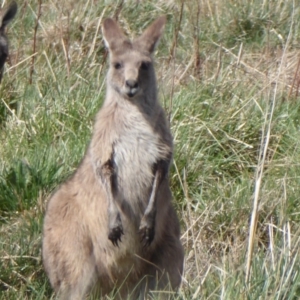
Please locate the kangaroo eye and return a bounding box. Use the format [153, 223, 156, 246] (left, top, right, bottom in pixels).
[140, 62, 149, 70]
[114, 62, 122, 70]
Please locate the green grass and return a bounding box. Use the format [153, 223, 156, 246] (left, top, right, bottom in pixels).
[1, 0, 300, 298]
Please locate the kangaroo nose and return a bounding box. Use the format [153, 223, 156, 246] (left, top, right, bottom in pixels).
[125, 80, 138, 89]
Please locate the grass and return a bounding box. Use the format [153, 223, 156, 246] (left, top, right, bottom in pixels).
[1, 0, 300, 298]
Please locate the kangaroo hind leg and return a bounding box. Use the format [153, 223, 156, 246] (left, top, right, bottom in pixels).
[55, 257, 96, 300]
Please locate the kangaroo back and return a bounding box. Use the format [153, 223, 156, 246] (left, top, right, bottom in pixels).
[0, 1, 17, 83]
[43, 15, 184, 300]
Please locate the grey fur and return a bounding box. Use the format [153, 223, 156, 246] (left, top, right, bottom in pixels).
[0, 1, 17, 83]
[42, 16, 184, 299]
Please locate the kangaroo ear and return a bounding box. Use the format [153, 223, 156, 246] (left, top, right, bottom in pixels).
[136, 16, 166, 53]
[1, 1, 17, 30]
[102, 18, 127, 52]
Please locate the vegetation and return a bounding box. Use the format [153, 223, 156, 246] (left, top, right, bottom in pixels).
[1, 0, 300, 298]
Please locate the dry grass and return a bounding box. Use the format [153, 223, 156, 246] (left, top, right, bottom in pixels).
[1, 0, 300, 299]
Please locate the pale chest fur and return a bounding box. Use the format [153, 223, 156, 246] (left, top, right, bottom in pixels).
[114, 112, 163, 208]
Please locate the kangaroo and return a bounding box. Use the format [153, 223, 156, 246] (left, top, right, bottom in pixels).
[0, 1, 17, 83]
[42, 16, 184, 299]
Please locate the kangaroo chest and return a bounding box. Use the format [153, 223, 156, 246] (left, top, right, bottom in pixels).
[113, 116, 161, 205]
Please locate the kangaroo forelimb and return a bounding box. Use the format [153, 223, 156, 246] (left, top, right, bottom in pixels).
[98, 159, 124, 247]
[139, 159, 169, 247]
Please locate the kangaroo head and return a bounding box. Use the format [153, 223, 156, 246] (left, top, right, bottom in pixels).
[0, 1, 17, 83]
[102, 16, 166, 101]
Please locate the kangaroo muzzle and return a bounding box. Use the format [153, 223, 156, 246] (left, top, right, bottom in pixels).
[125, 69, 139, 97]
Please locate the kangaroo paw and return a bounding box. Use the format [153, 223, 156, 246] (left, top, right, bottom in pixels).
[108, 213, 124, 247]
[139, 214, 155, 247]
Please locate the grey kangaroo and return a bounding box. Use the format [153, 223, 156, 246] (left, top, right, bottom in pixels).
[43, 16, 184, 299]
[0, 1, 17, 83]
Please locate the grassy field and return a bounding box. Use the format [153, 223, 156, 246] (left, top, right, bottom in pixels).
[1, 0, 300, 299]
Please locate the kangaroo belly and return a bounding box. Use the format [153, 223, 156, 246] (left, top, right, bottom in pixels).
[114, 127, 161, 210]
